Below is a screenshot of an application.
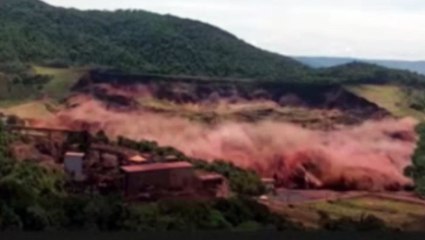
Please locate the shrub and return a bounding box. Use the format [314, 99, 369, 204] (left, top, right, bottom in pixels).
[407, 122, 425, 196]
[320, 214, 388, 231]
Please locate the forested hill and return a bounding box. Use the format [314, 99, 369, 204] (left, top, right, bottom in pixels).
[296, 56, 425, 75]
[0, 0, 309, 80]
[1, 0, 425, 85]
[317, 62, 425, 85]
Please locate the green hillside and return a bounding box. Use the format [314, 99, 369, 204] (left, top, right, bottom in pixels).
[32, 65, 86, 98]
[0, 65, 84, 105]
[345, 84, 425, 121]
[0, 0, 309, 81]
[318, 62, 425, 85]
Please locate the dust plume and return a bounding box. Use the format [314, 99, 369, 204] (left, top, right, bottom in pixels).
[40, 98, 418, 191]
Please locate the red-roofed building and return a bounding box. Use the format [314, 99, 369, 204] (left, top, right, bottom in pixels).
[121, 161, 192, 173]
[120, 161, 195, 197]
[195, 171, 229, 198]
[128, 155, 147, 164]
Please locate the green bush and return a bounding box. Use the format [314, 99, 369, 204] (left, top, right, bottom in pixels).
[192, 160, 266, 196]
[321, 214, 388, 231]
[408, 122, 425, 196]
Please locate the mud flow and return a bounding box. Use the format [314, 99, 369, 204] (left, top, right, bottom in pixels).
[32, 71, 418, 191]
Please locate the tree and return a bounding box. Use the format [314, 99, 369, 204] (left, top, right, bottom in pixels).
[6, 115, 21, 125]
[320, 214, 388, 232]
[0, 126, 67, 230]
[408, 123, 425, 196]
[95, 130, 109, 144]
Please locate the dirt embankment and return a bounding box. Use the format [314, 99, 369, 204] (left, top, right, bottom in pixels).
[73, 70, 389, 122]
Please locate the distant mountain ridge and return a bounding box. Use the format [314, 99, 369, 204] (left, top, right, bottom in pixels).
[295, 56, 425, 75]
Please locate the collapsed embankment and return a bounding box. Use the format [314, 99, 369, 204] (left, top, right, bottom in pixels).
[33, 96, 417, 192]
[73, 70, 389, 120]
[27, 71, 419, 191]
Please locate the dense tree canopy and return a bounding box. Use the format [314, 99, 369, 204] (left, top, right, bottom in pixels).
[0, 0, 308, 81]
[317, 62, 425, 85]
[408, 123, 425, 196]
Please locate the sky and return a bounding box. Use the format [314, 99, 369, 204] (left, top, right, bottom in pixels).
[42, 0, 425, 61]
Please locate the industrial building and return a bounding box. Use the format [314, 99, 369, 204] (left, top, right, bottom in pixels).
[128, 154, 148, 164]
[121, 161, 195, 198]
[2, 119, 229, 201]
[195, 171, 229, 198]
[261, 178, 277, 194]
[121, 162, 228, 200]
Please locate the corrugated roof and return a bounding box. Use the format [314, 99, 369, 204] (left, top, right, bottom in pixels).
[121, 161, 193, 173]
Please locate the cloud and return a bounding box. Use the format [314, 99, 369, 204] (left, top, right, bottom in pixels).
[42, 0, 425, 60]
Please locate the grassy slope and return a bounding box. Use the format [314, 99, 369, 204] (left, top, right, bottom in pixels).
[0, 66, 83, 117]
[345, 84, 425, 120]
[310, 197, 425, 228]
[32, 66, 86, 99]
[0, 99, 28, 108]
[1, 101, 55, 119]
[266, 196, 425, 230]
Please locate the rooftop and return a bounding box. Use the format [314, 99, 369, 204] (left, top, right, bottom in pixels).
[261, 178, 275, 184]
[65, 152, 85, 158]
[121, 161, 193, 173]
[196, 171, 224, 181]
[91, 144, 139, 157]
[129, 155, 147, 163]
[10, 125, 80, 133]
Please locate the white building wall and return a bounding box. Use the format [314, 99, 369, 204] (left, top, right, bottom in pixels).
[64, 153, 85, 181]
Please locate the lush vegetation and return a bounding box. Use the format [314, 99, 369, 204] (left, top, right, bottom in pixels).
[404, 88, 425, 115]
[191, 159, 266, 196]
[0, 65, 86, 108]
[115, 197, 299, 231]
[0, 123, 66, 230]
[317, 62, 425, 85]
[407, 123, 425, 196]
[345, 84, 425, 121]
[0, 67, 51, 103]
[32, 66, 86, 99]
[318, 212, 390, 232]
[0, 0, 307, 81]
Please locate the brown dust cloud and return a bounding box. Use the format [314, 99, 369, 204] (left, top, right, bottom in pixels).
[38, 99, 418, 191]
